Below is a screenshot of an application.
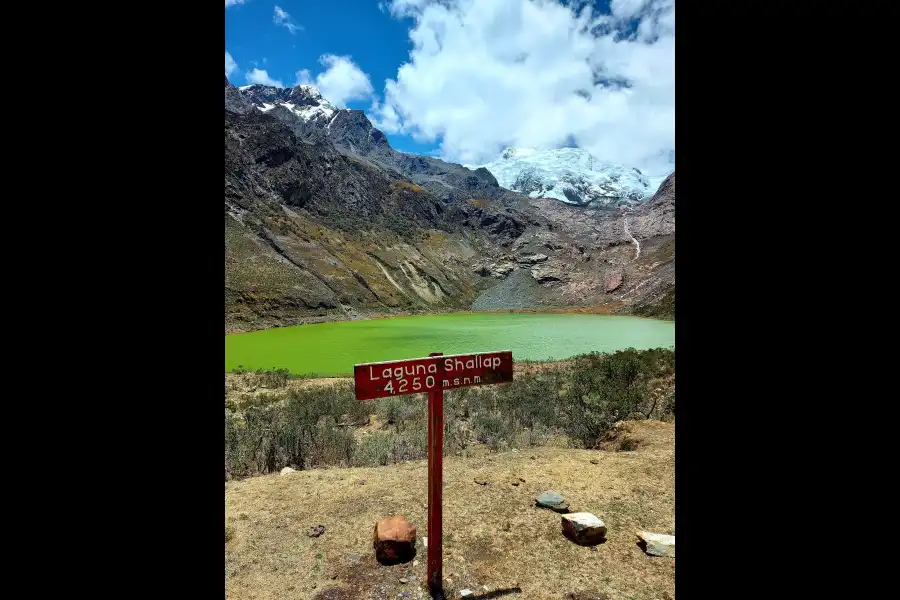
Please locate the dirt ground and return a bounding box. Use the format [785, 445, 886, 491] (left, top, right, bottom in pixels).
[225, 420, 674, 600]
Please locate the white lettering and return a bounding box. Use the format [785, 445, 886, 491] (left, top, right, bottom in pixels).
[382, 367, 391, 379]
[416, 364, 426, 375]
[474, 375, 481, 383]
[393, 367, 403, 379]
[384, 380, 394, 394]
[399, 379, 408, 393]
[466, 359, 475, 369]
[413, 377, 422, 391]
[426, 375, 435, 388]
[369, 366, 381, 380]
[442, 379, 450, 387]
[454, 378, 459, 386]
[492, 357, 500, 368]
[428, 363, 437, 374]
[463, 377, 471, 385]
[445, 358, 454, 372]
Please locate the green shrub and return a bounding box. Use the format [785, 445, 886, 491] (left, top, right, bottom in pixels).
[223, 348, 675, 478]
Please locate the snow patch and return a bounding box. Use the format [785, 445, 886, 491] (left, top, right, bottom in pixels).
[469, 147, 659, 207]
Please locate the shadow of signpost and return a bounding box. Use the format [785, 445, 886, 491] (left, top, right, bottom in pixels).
[471, 587, 523, 599]
[432, 587, 522, 600]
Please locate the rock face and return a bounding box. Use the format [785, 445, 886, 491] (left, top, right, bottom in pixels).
[561, 513, 607, 545]
[536, 490, 570, 513]
[636, 531, 675, 557]
[373, 516, 417, 565]
[629, 173, 675, 239]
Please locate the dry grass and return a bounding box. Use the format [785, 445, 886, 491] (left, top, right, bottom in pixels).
[225, 420, 674, 600]
[393, 181, 425, 193]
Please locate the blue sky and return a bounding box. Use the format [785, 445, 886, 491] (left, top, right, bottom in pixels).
[225, 0, 675, 174]
[226, 0, 436, 154]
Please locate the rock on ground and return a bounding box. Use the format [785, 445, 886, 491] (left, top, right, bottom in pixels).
[561, 513, 607, 545]
[279, 467, 296, 475]
[535, 490, 570, 513]
[636, 530, 675, 557]
[373, 515, 417, 565]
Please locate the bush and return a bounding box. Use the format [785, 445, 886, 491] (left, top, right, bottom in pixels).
[223, 348, 675, 478]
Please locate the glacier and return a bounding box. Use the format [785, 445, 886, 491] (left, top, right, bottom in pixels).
[468, 147, 672, 208]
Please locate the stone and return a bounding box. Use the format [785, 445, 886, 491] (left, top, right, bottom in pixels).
[400, 578, 409, 584]
[536, 490, 570, 513]
[460, 590, 474, 598]
[516, 253, 549, 265]
[605, 268, 624, 293]
[280, 467, 297, 475]
[308, 525, 326, 537]
[474, 477, 488, 486]
[590, 459, 599, 465]
[530, 264, 567, 283]
[373, 515, 417, 565]
[561, 513, 607, 545]
[636, 531, 675, 557]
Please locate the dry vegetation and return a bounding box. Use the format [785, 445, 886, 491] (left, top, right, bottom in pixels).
[225, 420, 674, 600]
[225, 350, 675, 478]
[393, 181, 426, 193]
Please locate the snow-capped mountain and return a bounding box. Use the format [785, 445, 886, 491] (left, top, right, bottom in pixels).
[469, 147, 668, 208]
[237, 84, 346, 129]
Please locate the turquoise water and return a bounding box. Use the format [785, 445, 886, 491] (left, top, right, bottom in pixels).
[225, 313, 675, 376]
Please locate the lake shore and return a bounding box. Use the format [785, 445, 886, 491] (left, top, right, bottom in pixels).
[225, 301, 671, 335]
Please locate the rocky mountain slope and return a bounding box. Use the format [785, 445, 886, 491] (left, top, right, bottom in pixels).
[235, 83, 522, 205]
[224, 78, 675, 332]
[469, 147, 666, 207]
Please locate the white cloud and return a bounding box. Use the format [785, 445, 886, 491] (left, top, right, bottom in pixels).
[374, 0, 675, 175]
[295, 55, 374, 108]
[246, 68, 285, 87]
[274, 6, 302, 34]
[225, 0, 246, 6]
[225, 51, 239, 77]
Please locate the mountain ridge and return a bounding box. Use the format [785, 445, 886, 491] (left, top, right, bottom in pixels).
[224, 77, 675, 331]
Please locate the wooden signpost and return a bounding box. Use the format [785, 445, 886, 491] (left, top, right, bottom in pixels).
[354, 350, 514, 596]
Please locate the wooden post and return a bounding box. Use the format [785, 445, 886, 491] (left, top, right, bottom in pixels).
[427, 352, 444, 596]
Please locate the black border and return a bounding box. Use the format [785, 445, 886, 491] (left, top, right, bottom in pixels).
[81, 3, 224, 597]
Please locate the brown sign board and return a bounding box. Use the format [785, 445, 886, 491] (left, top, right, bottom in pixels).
[353, 351, 514, 401]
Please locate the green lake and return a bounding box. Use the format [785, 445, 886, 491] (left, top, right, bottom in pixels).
[225, 313, 675, 377]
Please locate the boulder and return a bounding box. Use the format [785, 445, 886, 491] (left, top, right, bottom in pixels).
[373, 515, 417, 565]
[530, 265, 567, 283]
[280, 467, 297, 475]
[561, 513, 607, 545]
[636, 530, 675, 557]
[535, 490, 569, 513]
[605, 269, 624, 293]
[516, 253, 549, 265]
